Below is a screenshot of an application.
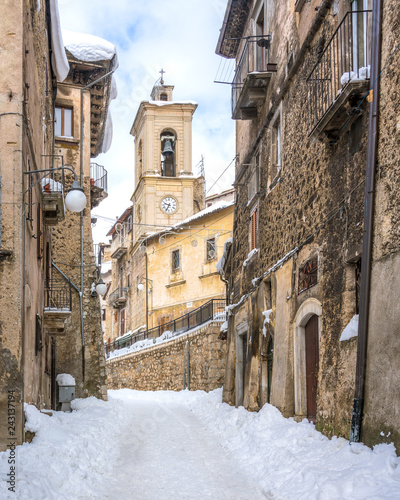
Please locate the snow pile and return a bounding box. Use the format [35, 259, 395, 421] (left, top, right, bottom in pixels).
[41, 177, 63, 194]
[262, 309, 272, 337]
[340, 314, 359, 341]
[62, 30, 118, 67]
[49, 0, 69, 82]
[173, 390, 400, 500]
[149, 100, 198, 107]
[216, 237, 232, 275]
[340, 66, 370, 86]
[243, 248, 258, 267]
[0, 397, 132, 499]
[55, 374, 75, 386]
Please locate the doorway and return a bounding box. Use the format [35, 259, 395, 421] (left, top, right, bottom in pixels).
[235, 323, 248, 407]
[305, 314, 319, 422]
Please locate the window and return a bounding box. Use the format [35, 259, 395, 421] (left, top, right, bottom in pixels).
[248, 154, 260, 202]
[102, 308, 106, 321]
[298, 256, 318, 294]
[160, 93, 168, 101]
[250, 205, 258, 251]
[270, 114, 282, 182]
[206, 237, 216, 261]
[172, 249, 180, 272]
[35, 314, 42, 356]
[55, 106, 73, 138]
[120, 309, 125, 335]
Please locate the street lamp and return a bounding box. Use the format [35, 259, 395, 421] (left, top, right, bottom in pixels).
[25, 164, 87, 212]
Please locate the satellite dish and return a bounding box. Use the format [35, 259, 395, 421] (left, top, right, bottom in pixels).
[139, 244, 147, 254]
[159, 234, 166, 245]
[115, 222, 123, 233]
[208, 249, 216, 259]
[191, 238, 198, 247]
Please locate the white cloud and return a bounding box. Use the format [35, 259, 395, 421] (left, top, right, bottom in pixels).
[58, 0, 235, 242]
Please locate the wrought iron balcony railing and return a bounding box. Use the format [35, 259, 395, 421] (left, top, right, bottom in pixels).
[307, 10, 372, 138]
[44, 278, 72, 311]
[105, 298, 226, 357]
[108, 287, 128, 307]
[231, 35, 275, 119]
[90, 162, 108, 192]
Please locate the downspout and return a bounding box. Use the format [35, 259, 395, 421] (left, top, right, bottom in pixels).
[79, 69, 114, 380]
[145, 251, 149, 331]
[350, 0, 382, 443]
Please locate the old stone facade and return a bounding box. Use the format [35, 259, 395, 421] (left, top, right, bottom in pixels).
[216, 0, 400, 451]
[107, 323, 226, 392]
[0, 0, 57, 451]
[0, 0, 117, 451]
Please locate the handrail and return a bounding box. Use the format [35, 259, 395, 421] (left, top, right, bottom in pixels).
[105, 298, 226, 357]
[307, 10, 372, 134]
[231, 35, 272, 114]
[90, 162, 108, 192]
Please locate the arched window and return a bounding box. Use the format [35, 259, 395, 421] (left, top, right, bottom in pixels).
[160, 130, 176, 177]
[160, 93, 168, 101]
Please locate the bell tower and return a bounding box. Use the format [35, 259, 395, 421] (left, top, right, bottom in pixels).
[130, 79, 204, 244]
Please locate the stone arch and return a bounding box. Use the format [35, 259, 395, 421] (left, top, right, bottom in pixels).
[293, 298, 322, 419]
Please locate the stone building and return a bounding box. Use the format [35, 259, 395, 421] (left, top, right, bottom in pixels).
[104, 81, 234, 355]
[0, 0, 116, 451]
[216, 0, 400, 451]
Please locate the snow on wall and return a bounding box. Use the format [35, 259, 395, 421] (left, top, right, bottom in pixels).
[49, 0, 69, 82]
[62, 30, 119, 68]
[339, 315, 359, 341]
[216, 237, 232, 274]
[262, 309, 272, 337]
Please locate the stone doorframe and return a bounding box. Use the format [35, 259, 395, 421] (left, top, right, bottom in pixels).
[235, 320, 248, 407]
[293, 298, 322, 419]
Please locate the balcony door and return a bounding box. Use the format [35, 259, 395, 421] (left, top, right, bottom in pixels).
[256, 12, 266, 71]
[351, 0, 370, 77]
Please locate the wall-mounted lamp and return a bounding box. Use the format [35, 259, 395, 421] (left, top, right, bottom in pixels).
[25, 164, 87, 213]
[137, 277, 153, 293]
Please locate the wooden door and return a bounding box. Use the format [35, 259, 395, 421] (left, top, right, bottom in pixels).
[267, 337, 273, 404]
[120, 309, 125, 335]
[305, 314, 319, 422]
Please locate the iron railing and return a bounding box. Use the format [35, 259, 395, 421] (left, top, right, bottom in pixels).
[231, 35, 272, 114]
[307, 10, 372, 135]
[108, 287, 128, 306]
[44, 278, 72, 311]
[90, 162, 108, 192]
[105, 298, 226, 357]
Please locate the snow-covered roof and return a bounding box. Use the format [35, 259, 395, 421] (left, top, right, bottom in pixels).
[146, 200, 234, 243]
[148, 100, 198, 106]
[62, 30, 119, 69]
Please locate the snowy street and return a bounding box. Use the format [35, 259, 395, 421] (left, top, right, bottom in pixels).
[1, 389, 399, 499]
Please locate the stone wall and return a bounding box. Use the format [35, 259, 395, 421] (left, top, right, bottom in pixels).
[106, 323, 225, 392]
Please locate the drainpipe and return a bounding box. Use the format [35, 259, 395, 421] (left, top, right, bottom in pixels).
[79, 69, 114, 381]
[145, 251, 149, 331]
[350, 0, 382, 443]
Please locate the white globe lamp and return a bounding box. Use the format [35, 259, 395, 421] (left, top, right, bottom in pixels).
[65, 180, 87, 212]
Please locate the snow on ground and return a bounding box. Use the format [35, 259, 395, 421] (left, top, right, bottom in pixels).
[0, 389, 399, 499]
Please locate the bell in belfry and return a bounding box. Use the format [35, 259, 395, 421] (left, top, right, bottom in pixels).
[162, 140, 174, 157]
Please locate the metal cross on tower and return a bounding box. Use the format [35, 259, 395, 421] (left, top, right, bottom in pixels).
[159, 68, 166, 85]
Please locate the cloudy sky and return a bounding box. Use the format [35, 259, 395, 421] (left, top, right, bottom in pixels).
[57, 0, 235, 242]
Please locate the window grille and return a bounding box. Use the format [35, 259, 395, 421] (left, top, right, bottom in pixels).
[206, 238, 216, 260]
[172, 249, 180, 272]
[298, 256, 318, 294]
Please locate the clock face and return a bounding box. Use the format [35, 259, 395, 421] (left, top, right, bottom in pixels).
[161, 196, 177, 214]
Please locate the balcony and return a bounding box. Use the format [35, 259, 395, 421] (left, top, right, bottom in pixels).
[108, 287, 128, 309]
[43, 278, 72, 335]
[231, 35, 276, 120]
[90, 162, 108, 209]
[307, 10, 372, 140]
[41, 178, 65, 225]
[110, 233, 128, 260]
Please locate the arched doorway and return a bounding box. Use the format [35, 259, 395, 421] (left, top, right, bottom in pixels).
[293, 298, 322, 421]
